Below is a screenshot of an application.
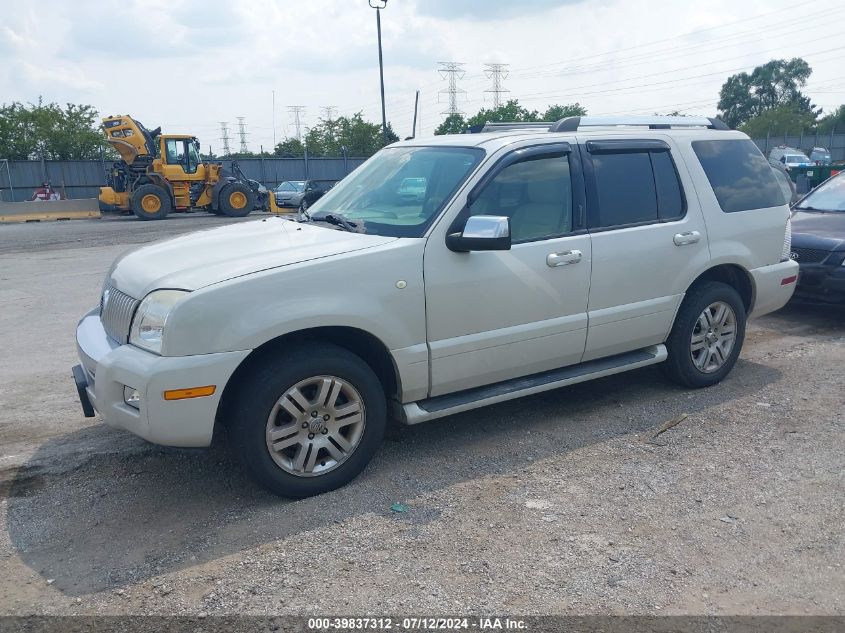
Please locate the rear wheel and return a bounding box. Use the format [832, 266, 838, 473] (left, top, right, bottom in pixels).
[219, 182, 255, 218]
[663, 281, 746, 388]
[227, 343, 387, 498]
[130, 184, 171, 221]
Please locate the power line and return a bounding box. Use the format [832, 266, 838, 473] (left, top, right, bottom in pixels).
[236, 117, 249, 154]
[484, 63, 510, 108]
[438, 62, 466, 115]
[219, 121, 231, 156]
[287, 106, 306, 141]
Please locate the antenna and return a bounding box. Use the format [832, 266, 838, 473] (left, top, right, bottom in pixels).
[438, 62, 466, 116]
[219, 121, 232, 156]
[236, 117, 249, 154]
[483, 63, 510, 108]
[288, 106, 306, 141]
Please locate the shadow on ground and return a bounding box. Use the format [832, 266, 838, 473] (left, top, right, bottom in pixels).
[6, 360, 781, 595]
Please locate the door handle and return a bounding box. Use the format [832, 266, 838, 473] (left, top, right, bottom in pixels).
[546, 250, 582, 267]
[673, 231, 701, 246]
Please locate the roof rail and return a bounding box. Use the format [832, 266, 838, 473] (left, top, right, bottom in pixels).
[549, 116, 730, 132]
[468, 121, 554, 134]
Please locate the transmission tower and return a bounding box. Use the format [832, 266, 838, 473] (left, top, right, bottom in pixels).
[321, 106, 337, 121]
[484, 63, 510, 108]
[219, 121, 232, 156]
[288, 106, 306, 141]
[236, 117, 249, 154]
[438, 62, 466, 115]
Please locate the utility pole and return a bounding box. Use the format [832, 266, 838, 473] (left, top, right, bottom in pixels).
[219, 121, 232, 156]
[272, 90, 276, 149]
[410, 90, 420, 139]
[321, 106, 337, 121]
[237, 117, 249, 154]
[484, 63, 510, 108]
[369, 0, 389, 143]
[288, 106, 306, 141]
[438, 62, 466, 115]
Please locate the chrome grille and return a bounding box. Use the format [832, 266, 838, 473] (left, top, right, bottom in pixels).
[790, 247, 831, 264]
[100, 285, 140, 343]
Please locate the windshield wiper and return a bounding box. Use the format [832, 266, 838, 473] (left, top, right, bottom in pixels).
[322, 214, 358, 232]
[793, 205, 831, 212]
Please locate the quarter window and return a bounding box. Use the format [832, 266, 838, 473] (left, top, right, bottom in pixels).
[469, 153, 573, 243]
[692, 139, 785, 212]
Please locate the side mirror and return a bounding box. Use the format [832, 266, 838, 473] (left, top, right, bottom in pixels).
[446, 215, 511, 252]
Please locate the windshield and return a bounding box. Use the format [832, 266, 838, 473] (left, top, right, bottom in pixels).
[786, 155, 808, 164]
[308, 146, 485, 237]
[795, 173, 845, 212]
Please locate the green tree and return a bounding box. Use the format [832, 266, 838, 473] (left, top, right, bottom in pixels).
[817, 105, 845, 134]
[542, 103, 587, 121]
[739, 104, 818, 137]
[274, 137, 305, 158]
[717, 58, 817, 128]
[434, 113, 467, 135]
[0, 98, 106, 160]
[301, 112, 397, 157]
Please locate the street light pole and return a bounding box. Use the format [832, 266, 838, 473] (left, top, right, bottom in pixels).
[370, 0, 388, 144]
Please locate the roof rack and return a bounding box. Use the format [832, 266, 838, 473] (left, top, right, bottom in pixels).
[470, 122, 554, 133]
[549, 116, 730, 132]
[467, 116, 731, 134]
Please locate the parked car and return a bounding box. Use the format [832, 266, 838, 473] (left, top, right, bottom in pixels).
[274, 180, 306, 207]
[397, 176, 427, 203]
[808, 147, 832, 165]
[278, 179, 338, 213]
[768, 146, 813, 171]
[73, 115, 797, 498]
[789, 171, 845, 303]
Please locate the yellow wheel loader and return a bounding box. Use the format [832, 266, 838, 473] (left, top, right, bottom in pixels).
[98, 115, 282, 220]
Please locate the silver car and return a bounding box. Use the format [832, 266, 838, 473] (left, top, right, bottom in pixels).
[274, 180, 306, 206]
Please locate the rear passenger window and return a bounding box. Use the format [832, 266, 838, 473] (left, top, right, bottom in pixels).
[692, 139, 785, 212]
[588, 148, 685, 229]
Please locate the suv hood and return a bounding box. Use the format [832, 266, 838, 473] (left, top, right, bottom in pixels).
[108, 217, 396, 298]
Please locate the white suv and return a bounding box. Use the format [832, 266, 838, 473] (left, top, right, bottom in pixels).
[73, 116, 798, 498]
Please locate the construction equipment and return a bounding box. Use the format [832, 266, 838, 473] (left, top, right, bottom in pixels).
[98, 115, 282, 220]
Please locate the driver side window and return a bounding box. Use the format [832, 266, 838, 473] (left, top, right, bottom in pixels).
[469, 152, 573, 243]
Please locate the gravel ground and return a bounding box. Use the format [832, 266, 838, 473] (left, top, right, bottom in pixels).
[0, 216, 842, 616]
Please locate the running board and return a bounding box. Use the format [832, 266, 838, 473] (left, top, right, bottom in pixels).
[401, 344, 667, 425]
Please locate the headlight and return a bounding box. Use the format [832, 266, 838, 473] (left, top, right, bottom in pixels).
[129, 289, 188, 354]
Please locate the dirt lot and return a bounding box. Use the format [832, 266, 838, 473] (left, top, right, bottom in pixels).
[0, 214, 842, 616]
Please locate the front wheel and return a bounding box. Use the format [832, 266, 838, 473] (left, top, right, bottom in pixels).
[226, 343, 387, 498]
[219, 182, 255, 218]
[663, 281, 747, 388]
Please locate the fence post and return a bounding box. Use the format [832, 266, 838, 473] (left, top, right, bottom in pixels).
[830, 125, 836, 157]
[765, 131, 770, 155]
[304, 144, 309, 179]
[799, 129, 803, 151]
[342, 146, 348, 175]
[260, 145, 266, 186]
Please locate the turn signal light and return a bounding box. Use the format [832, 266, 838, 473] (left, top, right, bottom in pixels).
[163, 385, 216, 401]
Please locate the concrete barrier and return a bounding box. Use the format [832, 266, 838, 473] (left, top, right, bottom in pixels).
[0, 199, 101, 223]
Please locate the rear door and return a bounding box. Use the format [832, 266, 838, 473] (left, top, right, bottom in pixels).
[580, 137, 710, 361]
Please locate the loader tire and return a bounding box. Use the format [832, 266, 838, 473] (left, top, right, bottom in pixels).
[131, 184, 171, 221]
[219, 183, 255, 218]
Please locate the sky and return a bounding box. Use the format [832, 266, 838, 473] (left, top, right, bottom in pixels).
[1, 0, 843, 152]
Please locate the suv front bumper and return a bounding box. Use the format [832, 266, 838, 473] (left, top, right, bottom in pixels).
[74, 308, 250, 447]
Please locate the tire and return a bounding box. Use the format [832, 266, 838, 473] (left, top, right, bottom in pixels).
[130, 184, 171, 221]
[219, 182, 255, 218]
[663, 281, 747, 388]
[226, 343, 387, 498]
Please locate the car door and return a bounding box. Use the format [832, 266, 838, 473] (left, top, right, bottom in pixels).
[424, 142, 592, 396]
[579, 137, 710, 361]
